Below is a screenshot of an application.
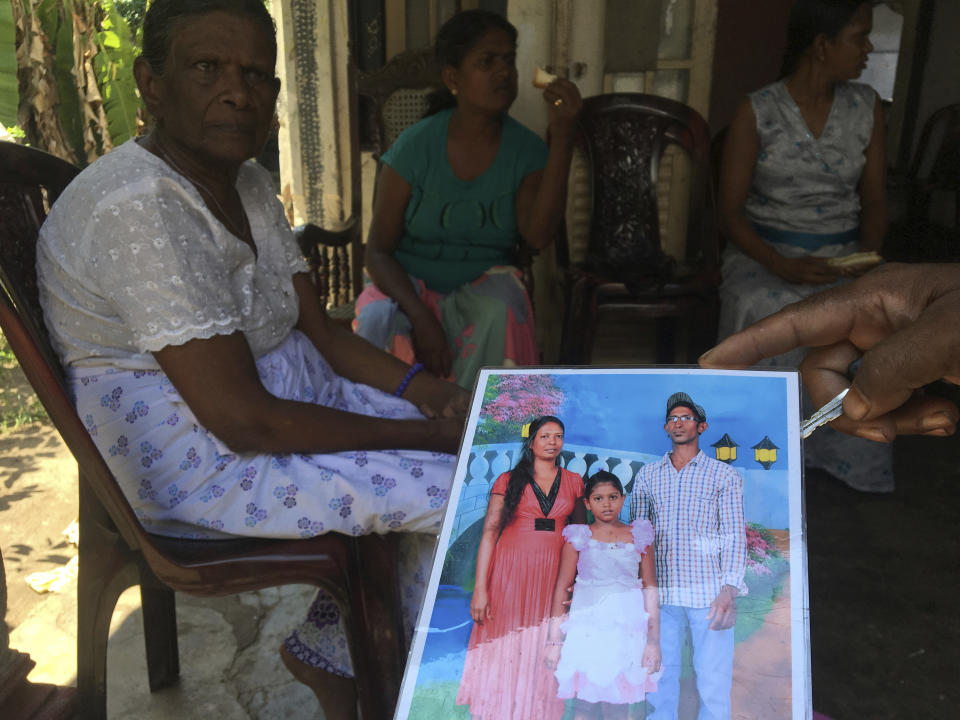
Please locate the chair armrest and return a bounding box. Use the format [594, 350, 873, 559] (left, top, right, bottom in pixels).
[294, 218, 361, 255]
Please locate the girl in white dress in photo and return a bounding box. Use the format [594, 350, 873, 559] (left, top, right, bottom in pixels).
[545, 471, 662, 719]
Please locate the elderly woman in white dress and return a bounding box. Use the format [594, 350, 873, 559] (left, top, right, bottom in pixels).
[717, 0, 892, 492]
[36, 1, 466, 718]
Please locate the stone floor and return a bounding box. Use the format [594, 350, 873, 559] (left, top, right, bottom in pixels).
[13, 575, 322, 719]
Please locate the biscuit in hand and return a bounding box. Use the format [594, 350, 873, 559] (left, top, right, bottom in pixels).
[533, 66, 558, 89]
[826, 251, 883, 268]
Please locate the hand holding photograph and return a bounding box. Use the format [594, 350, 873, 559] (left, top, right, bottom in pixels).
[395, 367, 809, 720]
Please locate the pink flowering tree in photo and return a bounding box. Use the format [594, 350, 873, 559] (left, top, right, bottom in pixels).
[735, 521, 789, 644]
[745, 522, 782, 577]
[475, 374, 566, 444]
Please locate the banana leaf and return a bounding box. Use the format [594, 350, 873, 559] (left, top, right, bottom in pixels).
[93, 0, 139, 146]
[36, 0, 84, 161]
[0, 2, 18, 127]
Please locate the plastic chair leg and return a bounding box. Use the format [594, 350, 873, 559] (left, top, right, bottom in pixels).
[139, 579, 180, 692]
[348, 535, 406, 720]
[77, 560, 139, 720]
[77, 498, 141, 718]
[77, 473, 142, 719]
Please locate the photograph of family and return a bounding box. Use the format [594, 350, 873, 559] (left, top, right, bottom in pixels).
[395, 367, 809, 720]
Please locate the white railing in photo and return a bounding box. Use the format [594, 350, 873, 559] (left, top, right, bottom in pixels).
[451, 443, 661, 545]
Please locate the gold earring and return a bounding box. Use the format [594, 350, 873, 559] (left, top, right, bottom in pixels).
[451, 88, 458, 96]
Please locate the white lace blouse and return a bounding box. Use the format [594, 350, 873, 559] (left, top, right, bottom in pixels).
[37, 140, 308, 370]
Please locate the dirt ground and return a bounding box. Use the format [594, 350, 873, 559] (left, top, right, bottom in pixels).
[0, 422, 78, 631]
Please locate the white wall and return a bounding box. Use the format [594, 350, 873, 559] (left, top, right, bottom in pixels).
[860, 3, 903, 101]
[505, 1, 608, 362]
[507, 0, 554, 138]
[507, 0, 606, 137]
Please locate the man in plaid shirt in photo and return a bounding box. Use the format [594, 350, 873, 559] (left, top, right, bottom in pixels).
[630, 391, 747, 720]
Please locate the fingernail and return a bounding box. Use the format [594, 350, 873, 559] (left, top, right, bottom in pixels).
[843, 384, 871, 420]
[856, 427, 890, 443]
[698, 347, 716, 364]
[921, 411, 957, 431]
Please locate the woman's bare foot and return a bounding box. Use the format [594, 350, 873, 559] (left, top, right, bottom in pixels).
[280, 643, 358, 720]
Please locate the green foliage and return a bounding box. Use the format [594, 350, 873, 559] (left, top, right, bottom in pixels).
[407, 680, 593, 720]
[0, 2, 18, 127]
[439, 518, 484, 589]
[407, 682, 471, 720]
[735, 557, 788, 644]
[37, 0, 86, 160]
[10, 1, 142, 163]
[114, 0, 146, 33]
[95, 1, 140, 146]
[0, 335, 13, 364]
[0, 332, 49, 429]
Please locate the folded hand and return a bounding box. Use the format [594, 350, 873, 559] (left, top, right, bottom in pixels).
[700, 263, 960, 441]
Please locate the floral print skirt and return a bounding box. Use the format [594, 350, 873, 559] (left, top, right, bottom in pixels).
[70, 329, 456, 674]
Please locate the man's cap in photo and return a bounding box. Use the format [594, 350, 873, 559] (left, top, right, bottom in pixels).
[666, 391, 706, 423]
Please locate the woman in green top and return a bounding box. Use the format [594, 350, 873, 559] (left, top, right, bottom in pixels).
[355, 9, 581, 387]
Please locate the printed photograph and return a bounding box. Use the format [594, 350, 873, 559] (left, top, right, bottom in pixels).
[395, 367, 808, 720]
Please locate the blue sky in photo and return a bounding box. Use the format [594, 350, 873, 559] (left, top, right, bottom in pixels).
[545, 370, 794, 468]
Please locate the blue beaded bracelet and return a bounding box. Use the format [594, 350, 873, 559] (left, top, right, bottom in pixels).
[394, 362, 424, 397]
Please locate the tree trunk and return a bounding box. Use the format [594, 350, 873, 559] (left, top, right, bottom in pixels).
[11, 0, 79, 163]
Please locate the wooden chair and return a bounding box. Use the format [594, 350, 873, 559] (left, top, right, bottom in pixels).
[0, 141, 407, 720]
[358, 46, 442, 162]
[558, 93, 720, 364]
[295, 218, 363, 326]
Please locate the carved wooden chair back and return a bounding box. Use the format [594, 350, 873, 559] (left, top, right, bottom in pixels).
[559, 93, 719, 364]
[358, 47, 442, 161]
[576, 92, 716, 284]
[295, 53, 364, 318]
[0, 141, 405, 720]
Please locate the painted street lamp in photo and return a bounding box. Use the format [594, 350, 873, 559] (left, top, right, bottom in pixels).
[752, 436, 779, 470]
[711, 433, 739, 464]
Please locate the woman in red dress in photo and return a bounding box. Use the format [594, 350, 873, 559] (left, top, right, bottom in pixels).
[456, 415, 585, 719]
